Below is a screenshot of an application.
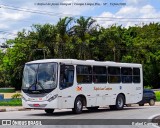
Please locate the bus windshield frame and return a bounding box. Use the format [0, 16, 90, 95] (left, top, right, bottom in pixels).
[22, 62, 58, 94]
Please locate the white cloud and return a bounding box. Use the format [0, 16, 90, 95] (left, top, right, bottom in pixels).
[96, 4, 160, 28]
[0, 24, 9, 29]
[0, 5, 33, 21]
[96, 12, 115, 27]
[140, 4, 155, 14]
[0, 2, 38, 44]
[116, 6, 138, 16]
[2, 11, 25, 20]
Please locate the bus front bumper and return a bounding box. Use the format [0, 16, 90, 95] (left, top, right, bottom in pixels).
[22, 99, 58, 109]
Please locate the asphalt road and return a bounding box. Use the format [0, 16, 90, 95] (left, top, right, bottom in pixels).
[0, 105, 160, 128]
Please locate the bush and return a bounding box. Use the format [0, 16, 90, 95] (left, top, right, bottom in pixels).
[11, 93, 22, 99]
[155, 91, 160, 101]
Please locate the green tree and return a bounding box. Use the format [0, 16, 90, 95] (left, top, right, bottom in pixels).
[56, 17, 73, 58]
[71, 16, 97, 59]
[30, 24, 57, 59]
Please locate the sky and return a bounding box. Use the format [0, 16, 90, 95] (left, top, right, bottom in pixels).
[0, 0, 160, 44]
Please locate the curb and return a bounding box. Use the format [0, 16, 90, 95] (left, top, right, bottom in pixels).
[0, 107, 31, 112]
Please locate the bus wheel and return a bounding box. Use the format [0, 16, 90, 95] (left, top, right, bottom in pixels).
[115, 94, 125, 110]
[72, 97, 83, 114]
[45, 109, 54, 114]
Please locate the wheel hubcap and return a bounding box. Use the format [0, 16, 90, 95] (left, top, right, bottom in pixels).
[118, 97, 123, 107]
[150, 100, 155, 105]
[77, 100, 82, 111]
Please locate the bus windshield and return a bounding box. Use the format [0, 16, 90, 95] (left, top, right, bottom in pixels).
[22, 63, 57, 93]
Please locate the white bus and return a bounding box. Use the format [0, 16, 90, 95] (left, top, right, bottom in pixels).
[22, 59, 143, 114]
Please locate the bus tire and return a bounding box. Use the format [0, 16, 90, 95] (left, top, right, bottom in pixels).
[110, 94, 125, 110]
[115, 94, 125, 110]
[45, 109, 54, 114]
[149, 99, 155, 106]
[72, 97, 83, 114]
[109, 94, 125, 110]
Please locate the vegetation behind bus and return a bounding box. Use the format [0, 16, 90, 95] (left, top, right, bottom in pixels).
[155, 91, 160, 101]
[0, 17, 159, 90]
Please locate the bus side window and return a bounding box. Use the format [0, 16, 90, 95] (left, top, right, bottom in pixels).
[77, 75, 83, 83]
[108, 67, 121, 83]
[76, 65, 92, 84]
[67, 70, 74, 83]
[121, 67, 132, 83]
[133, 68, 140, 83]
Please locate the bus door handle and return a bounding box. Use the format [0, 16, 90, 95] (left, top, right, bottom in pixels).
[127, 93, 130, 95]
[105, 94, 108, 95]
[68, 96, 71, 97]
[96, 94, 100, 96]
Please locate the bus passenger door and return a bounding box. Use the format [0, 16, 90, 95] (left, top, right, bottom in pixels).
[58, 65, 75, 109]
[92, 66, 111, 107]
[95, 84, 111, 107]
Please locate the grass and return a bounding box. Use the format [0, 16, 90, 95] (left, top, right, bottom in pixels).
[155, 91, 160, 101]
[0, 88, 15, 93]
[0, 98, 22, 106]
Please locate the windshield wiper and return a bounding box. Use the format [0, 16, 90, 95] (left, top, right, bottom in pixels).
[27, 82, 36, 92]
[36, 81, 47, 93]
[27, 81, 47, 93]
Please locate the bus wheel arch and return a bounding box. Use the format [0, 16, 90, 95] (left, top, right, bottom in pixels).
[110, 93, 125, 110]
[72, 95, 87, 114]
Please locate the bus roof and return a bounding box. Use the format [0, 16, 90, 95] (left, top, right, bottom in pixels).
[26, 59, 142, 67]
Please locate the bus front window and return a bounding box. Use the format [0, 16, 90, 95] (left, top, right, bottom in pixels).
[22, 64, 37, 89]
[22, 63, 57, 93]
[37, 63, 57, 90]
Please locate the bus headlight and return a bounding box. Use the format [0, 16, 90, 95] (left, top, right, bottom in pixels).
[48, 94, 58, 102]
